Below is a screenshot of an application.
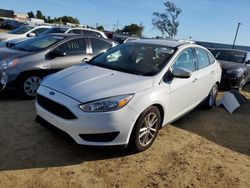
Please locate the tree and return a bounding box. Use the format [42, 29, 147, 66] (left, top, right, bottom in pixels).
[36, 10, 44, 20]
[27, 11, 35, 18]
[96, 25, 105, 31]
[152, 1, 182, 38]
[120, 24, 144, 37]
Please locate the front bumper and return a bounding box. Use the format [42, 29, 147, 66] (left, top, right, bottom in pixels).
[35, 86, 138, 146]
[220, 72, 245, 89]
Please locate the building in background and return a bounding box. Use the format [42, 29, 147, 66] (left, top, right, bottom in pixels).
[0, 9, 14, 19]
[13, 11, 28, 21]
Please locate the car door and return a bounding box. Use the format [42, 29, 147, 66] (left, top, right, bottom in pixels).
[89, 38, 113, 57]
[49, 37, 90, 69]
[167, 48, 199, 121]
[193, 48, 215, 102]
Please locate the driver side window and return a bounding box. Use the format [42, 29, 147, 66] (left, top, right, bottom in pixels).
[173, 48, 196, 72]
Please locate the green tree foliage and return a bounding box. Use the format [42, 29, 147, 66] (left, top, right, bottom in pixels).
[27, 11, 35, 18]
[152, 1, 182, 38]
[120, 24, 144, 37]
[36, 10, 45, 20]
[96, 25, 105, 31]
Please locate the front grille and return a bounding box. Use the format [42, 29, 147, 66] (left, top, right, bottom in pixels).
[37, 94, 77, 120]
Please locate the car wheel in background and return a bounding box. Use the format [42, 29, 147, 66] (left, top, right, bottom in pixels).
[129, 106, 161, 153]
[19, 74, 42, 99]
[204, 84, 218, 109]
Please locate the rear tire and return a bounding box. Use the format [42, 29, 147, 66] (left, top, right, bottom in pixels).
[18, 74, 42, 99]
[204, 84, 218, 109]
[129, 106, 161, 153]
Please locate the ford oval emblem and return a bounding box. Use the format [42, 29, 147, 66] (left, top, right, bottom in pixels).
[49, 91, 55, 96]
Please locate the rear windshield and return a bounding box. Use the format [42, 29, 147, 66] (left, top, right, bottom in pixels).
[41, 27, 68, 35]
[9, 26, 33, 34]
[212, 50, 246, 63]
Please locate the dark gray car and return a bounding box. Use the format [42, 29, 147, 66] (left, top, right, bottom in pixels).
[0, 34, 117, 97]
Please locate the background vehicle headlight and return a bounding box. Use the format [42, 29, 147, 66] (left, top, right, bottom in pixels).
[79, 94, 134, 112]
[226, 68, 244, 75]
[0, 59, 19, 69]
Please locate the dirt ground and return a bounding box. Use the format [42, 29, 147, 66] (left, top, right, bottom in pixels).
[0, 85, 249, 188]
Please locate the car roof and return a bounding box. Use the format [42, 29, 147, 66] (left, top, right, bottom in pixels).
[128, 39, 195, 48]
[44, 33, 113, 42]
[212, 48, 248, 53]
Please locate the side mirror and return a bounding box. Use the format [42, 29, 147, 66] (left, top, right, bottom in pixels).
[172, 67, 191, 79]
[54, 51, 67, 57]
[245, 60, 250, 65]
[27, 32, 36, 37]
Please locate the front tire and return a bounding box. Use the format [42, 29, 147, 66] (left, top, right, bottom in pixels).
[129, 106, 161, 153]
[18, 74, 42, 99]
[204, 84, 218, 109]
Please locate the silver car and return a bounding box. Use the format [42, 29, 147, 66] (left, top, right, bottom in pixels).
[0, 34, 117, 98]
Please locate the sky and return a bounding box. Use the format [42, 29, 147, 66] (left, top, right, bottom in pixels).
[1, 0, 249, 46]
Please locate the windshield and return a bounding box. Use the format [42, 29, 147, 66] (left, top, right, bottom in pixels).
[88, 43, 175, 76]
[13, 35, 65, 52]
[9, 26, 33, 35]
[40, 27, 68, 35]
[212, 50, 246, 63]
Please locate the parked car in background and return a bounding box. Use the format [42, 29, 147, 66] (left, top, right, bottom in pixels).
[0, 34, 117, 97]
[0, 25, 51, 47]
[36, 39, 221, 152]
[212, 48, 250, 90]
[112, 34, 140, 44]
[2, 19, 28, 30]
[40, 27, 108, 39]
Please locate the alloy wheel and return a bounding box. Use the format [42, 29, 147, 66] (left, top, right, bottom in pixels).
[138, 112, 158, 147]
[23, 76, 41, 97]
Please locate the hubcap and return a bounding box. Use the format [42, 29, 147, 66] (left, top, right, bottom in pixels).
[23, 76, 41, 97]
[209, 86, 217, 106]
[139, 113, 158, 147]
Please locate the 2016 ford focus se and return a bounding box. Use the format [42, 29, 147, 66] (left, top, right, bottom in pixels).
[36, 39, 221, 152]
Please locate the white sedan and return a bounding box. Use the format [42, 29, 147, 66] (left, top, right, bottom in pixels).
[0, 25, 51, 46]
[36, 39, 221, 152]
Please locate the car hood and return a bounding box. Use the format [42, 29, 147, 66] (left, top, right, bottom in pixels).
[0, 33, 24, 41]
[218, 60, 244, 70]
[41, 64, 154, 103]
[0, 47, 31, 61]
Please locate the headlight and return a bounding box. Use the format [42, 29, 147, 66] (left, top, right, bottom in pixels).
[0, 59, 19, 69]
[226, 68, 244, 75]
[79, 94, 134, 112]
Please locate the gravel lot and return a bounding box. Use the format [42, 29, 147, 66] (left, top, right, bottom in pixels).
[0, 85, 249, 188]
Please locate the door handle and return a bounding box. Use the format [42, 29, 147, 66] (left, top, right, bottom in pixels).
[210, 70, 214, 75]
[192, 78, 198, 83]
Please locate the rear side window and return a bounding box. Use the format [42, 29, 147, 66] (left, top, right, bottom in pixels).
[32, 28, 49, 36]
[173, 48, 196, 72]
[207, 52, 215, 64]
[57, 38, 86, 54]
[68, 29, 82, 34]
[90, 38, 112, 54]
[195, 48, 210, 69]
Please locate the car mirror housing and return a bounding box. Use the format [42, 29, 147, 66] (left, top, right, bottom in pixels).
[27, 32, 36, 37]
[172, 68, 191, 79]
[245, 60, 250, 65]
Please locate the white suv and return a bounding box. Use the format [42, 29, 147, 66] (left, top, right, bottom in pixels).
[41, 27, 108, 39]
[36, 39, 222, 152]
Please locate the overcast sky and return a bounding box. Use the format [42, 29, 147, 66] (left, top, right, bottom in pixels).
[1, 0, 249, 46]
